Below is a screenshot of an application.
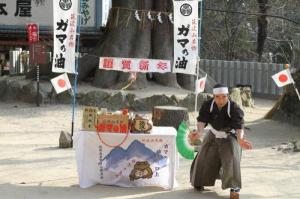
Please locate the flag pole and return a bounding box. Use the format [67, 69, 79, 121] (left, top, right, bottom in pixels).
[194, 0, 204, 117]
[292, 83, 300, 102]
[194, 57, 200, 114]
[71, 0, 82, 147]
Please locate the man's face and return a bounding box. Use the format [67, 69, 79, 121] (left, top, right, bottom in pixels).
[214, 94, 229, 108]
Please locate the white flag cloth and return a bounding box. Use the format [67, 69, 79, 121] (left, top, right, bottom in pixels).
[195, 74, 207, 93]
[272, 68, 294, 87]
[51, 73, 72, 94]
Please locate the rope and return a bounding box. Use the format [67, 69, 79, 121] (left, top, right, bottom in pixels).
[107, 74, 136, 98]
[111, 7, 172, 15]
[96, 74, 136, 148]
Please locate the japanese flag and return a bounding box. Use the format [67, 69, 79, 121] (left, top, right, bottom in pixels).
[51, 73, 72, 94]
[195, 74, 207, 93]
[272, 69, 294, 87]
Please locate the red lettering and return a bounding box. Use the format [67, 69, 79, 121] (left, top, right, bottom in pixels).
[157, 61, 168, 70]
[103, 58, 114, 69]
[112, 125, 119, 133]
[139, 60, 149, 71]
[119, 124, 128, 133]
[121, 60, 132, 70]
[106, 124, 113, 132]
[96, 123, 106, 132]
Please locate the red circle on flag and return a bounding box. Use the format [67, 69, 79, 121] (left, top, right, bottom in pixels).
[279, 74, 288, 83]
[200, 80, 204, 89]
[58, 79, 66, 88]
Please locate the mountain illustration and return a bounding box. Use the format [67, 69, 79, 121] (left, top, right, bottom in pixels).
[102, 140, 167, 169]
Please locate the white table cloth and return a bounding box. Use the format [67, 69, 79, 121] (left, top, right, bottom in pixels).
[74, 126, 178, 189]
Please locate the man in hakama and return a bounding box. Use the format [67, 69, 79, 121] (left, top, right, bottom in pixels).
[189, 84, 252, 199]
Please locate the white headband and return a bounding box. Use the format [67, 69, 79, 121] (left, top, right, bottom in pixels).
[213, 87, 229, 95]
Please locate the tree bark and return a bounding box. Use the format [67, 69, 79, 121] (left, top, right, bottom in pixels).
[151, 0, 179, 88]
[152, 106, 189, 130]
[177, 73, 195, 90]
[92, 0, 152, 89]
[257, 0, 269, 61]
[50, 0, 198, 90]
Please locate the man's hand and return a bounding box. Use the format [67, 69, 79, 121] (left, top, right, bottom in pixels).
[238, 138, 253, 150]
[188, 130, 201, 145]
[236, 129, 252, 150]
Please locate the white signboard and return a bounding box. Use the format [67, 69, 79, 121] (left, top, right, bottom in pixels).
[74, 127, 177, 189]
[52, 0, 78, 73]
[173, 0, 198, 75]
[0, 0, 95, 27]
[99, 57, 171, 73]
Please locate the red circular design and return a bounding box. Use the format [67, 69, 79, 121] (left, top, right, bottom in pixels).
[32, 25, 37, 31]
[278, 74, 288, 83]
[57, 79, 66, 88]
[200, 80, 204, 89]
[96, 131, 129, 148]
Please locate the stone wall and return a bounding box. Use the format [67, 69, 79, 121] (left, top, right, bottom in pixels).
[0, 76, 212, 112]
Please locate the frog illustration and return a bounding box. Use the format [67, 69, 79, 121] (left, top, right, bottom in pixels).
[129, 161, 153, 181]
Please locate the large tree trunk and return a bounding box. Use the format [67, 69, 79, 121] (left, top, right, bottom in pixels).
[77, 38, 105, 81]
[91, 0, 151, 89]
[152, 106, 189, 130]
[151, 0, 179, 88]
[257, 0, 269, 61]
[77, 0, 195, 90]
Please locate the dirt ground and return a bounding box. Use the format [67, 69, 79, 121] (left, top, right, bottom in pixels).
[0, 98, 300, 199]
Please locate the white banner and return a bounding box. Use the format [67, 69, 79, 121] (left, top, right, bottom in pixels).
[102, 0, 112, 26]
[52, 0, 78, 74]
[173, 0, 198, 75]
[99, 57, 171, 73]
[74, 127, 177, 189]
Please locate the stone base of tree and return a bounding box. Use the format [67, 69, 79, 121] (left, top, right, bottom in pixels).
[0, 75, 212, 112]
[268, 94, 300, 127]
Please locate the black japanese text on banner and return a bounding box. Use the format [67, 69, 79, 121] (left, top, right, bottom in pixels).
[52, 0, 78, 74]
[99, 57, 171, 73]
[173, 0, 198, 75]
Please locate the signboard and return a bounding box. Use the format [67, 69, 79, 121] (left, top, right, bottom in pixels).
[27, 23, 39, 43]
[74, 127, 177, 189]
[99, 57, 171, 73]
[82, 106, 98, 131]
[29, 42, 49, 65]
[96, 114, 129, 134]
[52, 0, 78, 74]
[173, 0, 198, 75]
[0, 0, 95, 27]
